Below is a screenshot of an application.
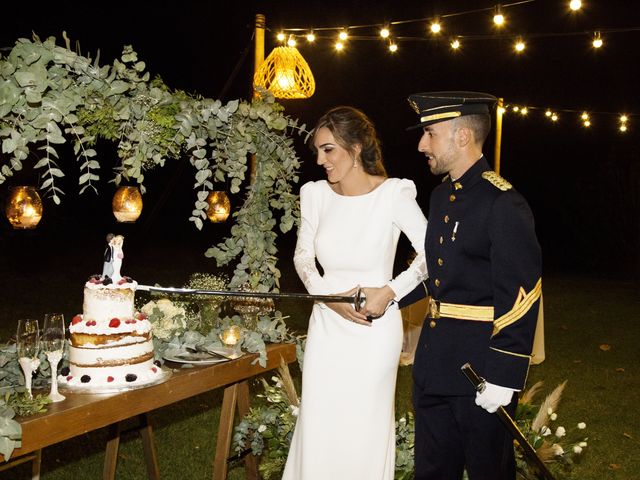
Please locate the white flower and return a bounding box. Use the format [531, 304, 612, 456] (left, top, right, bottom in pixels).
[577, 422, 586, 429]
[551, 443, 564, 456]
[547, 408, 554, 415]
[550, 413, 558, 421]
[289, 405, 299, 417]
[555, 426, 566, 438]
[573, 445, 583, 454]
[258, 424, 267, 433]
[540, 426, 552, 436]
[579, 441, 588, 447]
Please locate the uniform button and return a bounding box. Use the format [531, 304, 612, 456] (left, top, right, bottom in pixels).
[434, 279, 441, 287]
[444, 215, 449, 223]
[439, 236, 444, 244]
[437, 258, 444, 266]
[449, 194, 456, 202]
[429, 320, 436, 328]
[454, 182, 463, 190]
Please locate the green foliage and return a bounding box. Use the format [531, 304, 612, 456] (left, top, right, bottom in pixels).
[0, 35, 305, 290]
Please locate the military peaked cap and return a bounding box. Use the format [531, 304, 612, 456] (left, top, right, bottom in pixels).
[407, 91, 498, 130]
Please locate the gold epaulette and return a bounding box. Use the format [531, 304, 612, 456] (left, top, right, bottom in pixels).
[482, 171, 512, 191]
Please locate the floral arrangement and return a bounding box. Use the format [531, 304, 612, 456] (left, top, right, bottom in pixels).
[515, 380, 588, 479]
[141, 293, 304, 368]
[232, 364, 416, 480]
[0, 35, 305, 291]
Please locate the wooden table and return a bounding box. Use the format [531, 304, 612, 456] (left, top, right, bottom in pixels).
[5, 342, 297, 480]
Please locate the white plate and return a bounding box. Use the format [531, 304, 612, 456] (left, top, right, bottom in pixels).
[163, 351, 231, 365]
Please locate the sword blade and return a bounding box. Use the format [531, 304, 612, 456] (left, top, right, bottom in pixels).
[461, 363, 556, 480]
[137, 284, 363, 309]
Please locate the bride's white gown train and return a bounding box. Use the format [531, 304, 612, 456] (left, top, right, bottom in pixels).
[283, 178, 427, 480]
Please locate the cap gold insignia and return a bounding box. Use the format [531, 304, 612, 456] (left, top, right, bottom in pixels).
[482, 171, 512, 191]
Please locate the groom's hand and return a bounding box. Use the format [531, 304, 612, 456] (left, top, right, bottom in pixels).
[475, 382, 516, 413]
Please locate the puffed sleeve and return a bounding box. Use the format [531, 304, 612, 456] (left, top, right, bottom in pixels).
[293, 182, 335, 295]
[485, 191, 542, 390]
[387, 179, 429, 300]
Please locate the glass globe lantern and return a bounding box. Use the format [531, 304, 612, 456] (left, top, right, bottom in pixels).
[206, 191, 231, 223]
[5, 186, 43, 229]
[112, 186, 143, 223]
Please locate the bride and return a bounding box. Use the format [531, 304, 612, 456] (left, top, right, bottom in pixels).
[282, 106, 428, 479]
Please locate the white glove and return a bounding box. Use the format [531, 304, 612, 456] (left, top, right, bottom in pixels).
[475, 382, 516, 413]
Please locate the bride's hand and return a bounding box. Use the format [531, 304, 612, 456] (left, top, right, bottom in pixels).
[360, 285, 396, 318]
[324, 287, 371, 326]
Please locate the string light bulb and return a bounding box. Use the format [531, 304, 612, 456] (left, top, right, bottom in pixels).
[569, 0, 582, 11]
[287, 35, 297, 47]
[380, 27, 390, 38]
[277, 32, 286, 42]
[583, 119, 591, 127]
[551, 113, 559, 122]
[514, 38, 526, 52]
[339, 30, 349, 41]
[306, 32, 316, 42]
[520, 107, 529, 115]
[513, 106, 520, 112]
[545, 110, 552, 117]
[581, 112, 590, 121]
[389, 43, 398, 53]
[335, 41, 344, 51]
[619, 124, 628, 132]
[493, 6, 505, 27]
[430, 21, 442, 34]
[592, 32, 603, 48]
[620, 115, 628, 123]
[450, 38, 461, 50]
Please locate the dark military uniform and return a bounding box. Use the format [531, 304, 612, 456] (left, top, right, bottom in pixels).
[403, 156, 542, 479]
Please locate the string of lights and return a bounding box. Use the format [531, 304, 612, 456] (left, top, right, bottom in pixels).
[273, 1, 639, 54]
[500, 103, 632, 132]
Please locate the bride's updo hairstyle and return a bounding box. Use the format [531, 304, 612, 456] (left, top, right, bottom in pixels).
[312, 106, 387, 177]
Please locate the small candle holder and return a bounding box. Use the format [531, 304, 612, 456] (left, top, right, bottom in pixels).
[220, 325, 242, 347]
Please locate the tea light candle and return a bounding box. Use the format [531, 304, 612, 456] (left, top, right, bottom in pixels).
[220, 325, 242, 346]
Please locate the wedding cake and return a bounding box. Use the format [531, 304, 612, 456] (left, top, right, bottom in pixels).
[60, 234, 162, 389]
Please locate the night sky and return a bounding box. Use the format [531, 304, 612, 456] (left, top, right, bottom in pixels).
[1, 0, 639, 285]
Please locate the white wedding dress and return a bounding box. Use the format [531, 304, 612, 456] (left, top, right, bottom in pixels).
[282, 178, 428, 480]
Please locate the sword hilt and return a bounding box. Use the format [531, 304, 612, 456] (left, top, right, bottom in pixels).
[461, 362, 487, 393]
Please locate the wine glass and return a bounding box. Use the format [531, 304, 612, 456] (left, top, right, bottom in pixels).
[16, 319, 40, 399]
[42, 313, 66, 402]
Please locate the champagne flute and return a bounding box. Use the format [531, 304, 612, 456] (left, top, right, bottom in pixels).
[42, 313, 66, 402]
[16, 319, 40, 399]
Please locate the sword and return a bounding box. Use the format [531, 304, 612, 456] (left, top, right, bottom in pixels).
[461, 363, 556, 480]
[137, 284, 367, 314]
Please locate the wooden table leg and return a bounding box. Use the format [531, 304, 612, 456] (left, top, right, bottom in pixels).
[138, 414, 160, 480]
[213, 380, 259, 480]
[103, 422, 122, 480]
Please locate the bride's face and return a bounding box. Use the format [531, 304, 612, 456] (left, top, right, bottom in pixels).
[313, 127, 356, 184]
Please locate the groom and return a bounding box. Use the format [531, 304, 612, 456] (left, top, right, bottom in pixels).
[402, 92, 542, 479]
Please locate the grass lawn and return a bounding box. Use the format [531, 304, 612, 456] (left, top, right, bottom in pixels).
[0, 237, 638, 479]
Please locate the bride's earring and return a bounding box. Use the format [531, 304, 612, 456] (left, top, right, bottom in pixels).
[353, 158, 358, 169]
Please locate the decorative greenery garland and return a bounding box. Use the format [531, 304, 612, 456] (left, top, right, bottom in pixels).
[0, 34, 306, 290]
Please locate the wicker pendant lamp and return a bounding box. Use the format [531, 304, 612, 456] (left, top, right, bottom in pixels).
[253, 46, 315, 99]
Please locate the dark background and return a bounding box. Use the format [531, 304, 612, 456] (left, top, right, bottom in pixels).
[1, 0, 639, 305]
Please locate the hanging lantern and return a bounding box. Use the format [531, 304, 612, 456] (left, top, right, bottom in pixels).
[206, 191, 231, 223]
[253, 46, 315, 99]
[5, 186, 43, 229]
[112, 186, 143, 223]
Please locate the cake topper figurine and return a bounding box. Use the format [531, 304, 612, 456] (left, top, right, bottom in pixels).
[110, 235, 125, 283]
[101, 233, 115, 280]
